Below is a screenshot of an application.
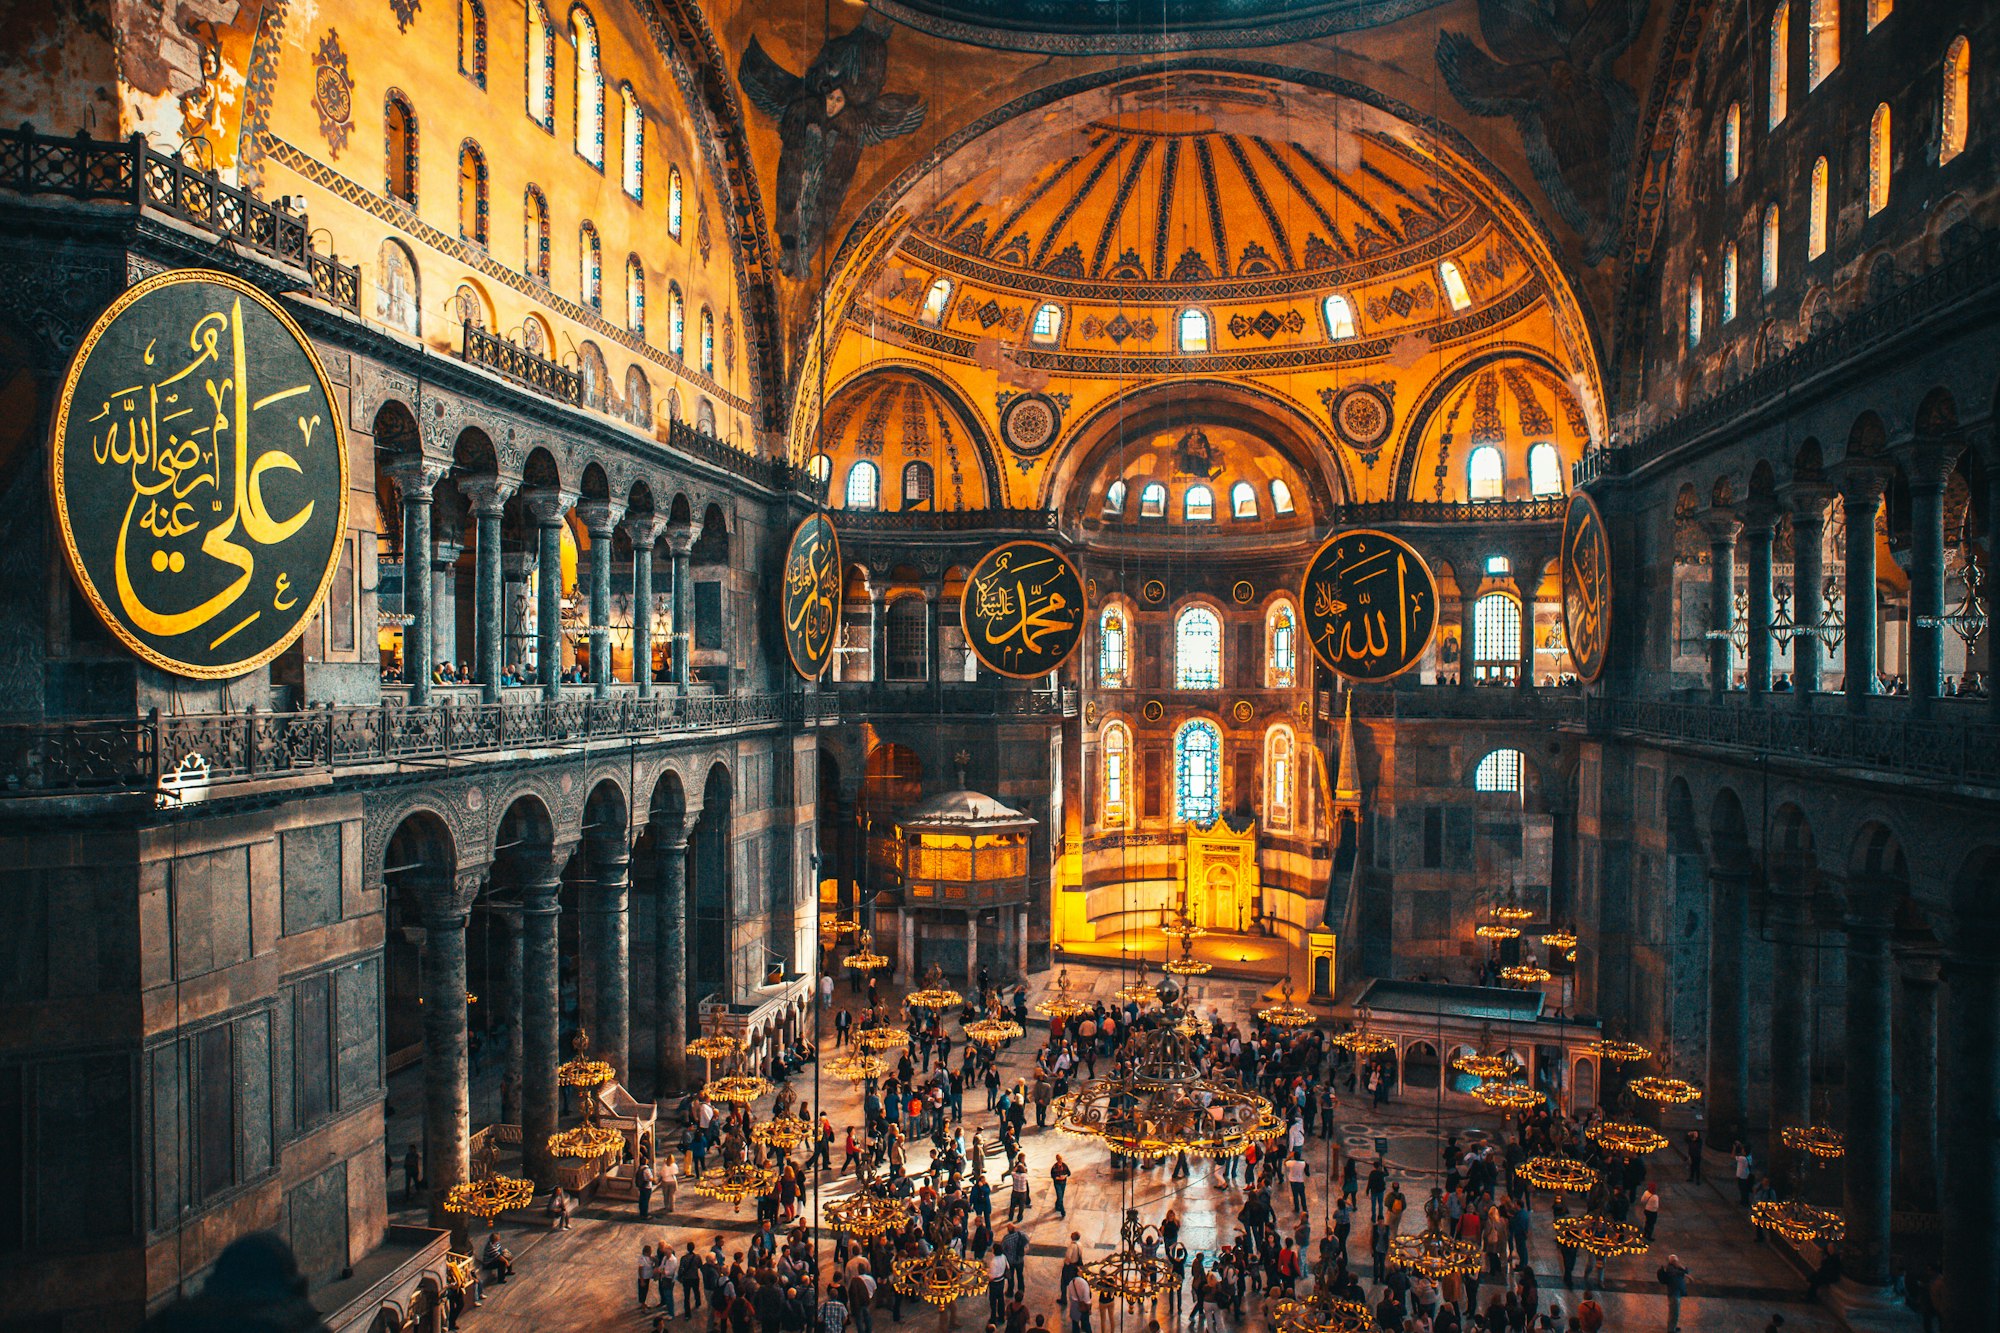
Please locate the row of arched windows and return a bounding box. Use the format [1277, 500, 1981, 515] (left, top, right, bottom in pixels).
[1469, 442, 1566, 501]
[1098, 721, 1299, 829]
[1097, 602, 1300, 691]
[1102, 478, 1297, 520]
[834, 460, 942, 511]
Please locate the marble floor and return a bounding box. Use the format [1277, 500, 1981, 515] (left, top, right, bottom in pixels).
[398, 974, 1910, 1333]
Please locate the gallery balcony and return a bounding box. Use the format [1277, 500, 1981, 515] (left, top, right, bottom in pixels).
[834, 681, 1079, 719]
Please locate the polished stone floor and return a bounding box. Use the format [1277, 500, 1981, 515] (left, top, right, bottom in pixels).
[390, 969, 1908, 1333]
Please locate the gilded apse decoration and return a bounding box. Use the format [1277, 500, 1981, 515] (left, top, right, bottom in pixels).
[311, 31, 353, 157]
[781, 513, 842, 681]
[50, 270, 350, 680]
[1325, 383, 1395, 459]
[1561, 490, 1611, 683]
[961, 540, 1085, 679]
[1300, 529, 1438, 682]
[738, 17, 927, 278]
[999, 392, 1061, 458]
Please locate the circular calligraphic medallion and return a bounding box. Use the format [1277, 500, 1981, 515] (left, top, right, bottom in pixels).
[1143, 699, 1165, 722]
[1329, 385, 1394, 453]
[961, 540, 1085, 679]
[1231, 580, 1256, 605]
[781, 512, 843, 681]
[50, 269, 350, 679]
[1299, 528, 1439, 682]
[1142, 579, 1166, 605]
[1231, 700, 1254, 723]
[1000, 393, 1061, 457]
[1560, 490, 1612, 684]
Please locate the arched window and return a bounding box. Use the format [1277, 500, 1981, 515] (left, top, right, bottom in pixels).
[1868, 103, 1891, 214]
[668, 283, 685, 357]
[521, 314, 551, 357]
[1808, 158, 1829, 257]
[624, 365, 650, 425]
[1184, 485, 1214, 522]
[1762, 203, 1780, 290]
[844, 461, 879, 510]
[1323, 293, 1357, 339]
[1528, 443, 1563, 497]
[1101, 723, 1131, 828]
[1231, 482, 1258, 519]
[901, 461, 933, 509]
[1468, 445, 1504, 501]
[1473, 592, 1522, 682]
[459, 0, 487, 87]
[1474, 748, 1524, 793]
[620, 84, 644, 200]
[1031, 303, 1062, 345]
[1175, 720, 1223, 824]
[885, 596, 928, 680]
[571, 6, 604, 168]
[1438, 260, 1473, 311]
[526, 2, 555, 129]
[1808, 0, 1838, 88]
[700, 307, 715, 375]
[1721, 242, 1739, 322]
[1266, 601, 1297, 688]
[1769, 4, 1790, 128]
[1265, 726, 1295, 829]
[625, 254, 644, 334]
[1270, 479, 1295, 515]
[1723, 102, 1741, 182]
[377, 239, 420, 335]
[1139, 482, 1168, 519]
[385, 93, 418, 204]
[1867, 0, 1890, 30]
[920, 278, 953, 325]
[1942, 37, 1970, 165]
[457, 140, 487, 245]
[1099, 605, 1129, 689]
[805, 454, 832, 487]
[1178, 307, 1209, 352]
[1175, 606, 1222, 690]
[1102, 479, 1127, 518]
[524, 185, 551, 282]
[667, 166, 684, 239]
[577, 341, 607, 408]
[1688, 272, 1704, 345]
[578, 221, 601, 309]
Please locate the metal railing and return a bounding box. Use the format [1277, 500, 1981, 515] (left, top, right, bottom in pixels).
[1332, 684, 1586, 723]
[0, 124, 362, 312]
[838, 683, 1079, 717]
[0, 691, 835, 798]
[461, 323, 583, 405]
[664, 419, 781, 488]
[834, 508, 1062, 533]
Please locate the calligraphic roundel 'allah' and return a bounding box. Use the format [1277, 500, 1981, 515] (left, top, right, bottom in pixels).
[739, 16, 928, 278]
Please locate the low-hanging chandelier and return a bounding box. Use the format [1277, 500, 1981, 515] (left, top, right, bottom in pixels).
[442, 1175, 535, 1226]
[890, 1248, 989, 1305]
[1552, 1213, 1650, 1258]
[907, 962, 965, 1011]
[1084, 1209, 1178, 1307]
[1052, 1022, 1285, 1160]
[1751, 1199, 1846, 1244]
[1780, 1124, 1846, 1159]
[1390, 1231, 1484, 1277]
[1588, 1121, 1668, 1156]
[1331, 1004, 1395, 1058]
[1516, 1154, 1599, 1192]
[824, 1189, 912, 1239]
[1257, 975, 1314, 1028]
[825, 1050, 888, 1082]
[841, 929, 889, 973]
[1037, 968, 1093, 1020]
[1628, 1075, 1703, 1106]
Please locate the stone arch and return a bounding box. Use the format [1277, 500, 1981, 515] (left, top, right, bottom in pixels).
[1665, 775, 1701, 855]
[1708, 785, 1753, 871]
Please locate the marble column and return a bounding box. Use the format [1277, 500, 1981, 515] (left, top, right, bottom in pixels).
[1512, 566, 1537, 688]
[1897, 439, 1961, 715]
[1841, 886, 1897, 1289]
[1894, 944, 1941, 1215]
[1702, 509, 1740, 695]
[899, 911, 916, 984]
[1741, 506, 1775, 698]
[1784, 484, 1832, 702]
[463, 478, 512, 704]
[585, 832, 632, 1084]
[624, 515, 667, 698]
[1941, 918, 2000, 1330]
[519, 848, 568, 1189]
[1458, 566, 1479, 690]
[576, 499, 621, 699]
[1840, 470, 1888, 712]
[387, 458, 447, 702]
[653, 824, 690, 1098]
[1767, 873, 1814, 1189]
[966, 915, 979, 991]
[431, 540, 462, 673]
[418, 869, 481, 1230]
[1707, 863, 1753, 1142]
[1016, 904, 1028, 977]
[872, 589, 889, 684]
[492, 906, 523, 1128]
[668, 520, 696, 695]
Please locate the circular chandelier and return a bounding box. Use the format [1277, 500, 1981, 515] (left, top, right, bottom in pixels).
[1552, 1214, 1650, 1258]
[694, 1161, 777, 1208]
[1162, 909, 1207, 943]
[547, 1125, 624, 1160]
[1541, 927, 1578, 951]
[1781, 1124, 1846, 1160]
[1257, 976, 1314, 1028]
[821, 913, 861, 938]
[1332, 1006, 1395, 1058]
[442, 1175, 535, 1224]
[891, 1249, 989, 1305]
[1491, 904, 1534, 922]
[1474, 922, 1521, 941]
[703, 1061, 774, 1105]
[1390, 1231, 1483, 1277]
[752, 1114, 813, 1153]
[1472, 1080, 1543, 1111]
[824, 1191, 912, 1239]
[1085, 1210, 1178, 1307]
[1751, 1200, 1846, 1244]
[1054, 1025, 1284, 1160]
[1165, 936, 1213, 977]
[1500, 961, 1553, 985]
[1273, 1294, 1372, 1333]
[1586, 1038, 1653, 1064]
[1037, 968, 1093, 1020]
[907, 963, 965, 1011]
[855, 1024, 912, 1054]
[1517, 1155, 1599, 1192]
[1588, 1121, 1668, 1155]
[1172, 1008, 1206, 1039]
[826, 1051, 888, 1082]
[1629, 1076, 1702, 1106]
[555, 1030, 615, 1091]
[965, 1013, 1025, 1046]
[687, 1032, 744, 1062]
[1451, 1051, 1519, 1081]
[842, 929, 889, 972]
[1113, 960, 1162, 1008]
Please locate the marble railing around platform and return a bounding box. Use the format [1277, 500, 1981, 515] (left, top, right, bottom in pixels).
[0, 690, 839, 798]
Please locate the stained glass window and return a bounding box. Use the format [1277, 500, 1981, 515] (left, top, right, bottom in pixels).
[527, 3, 555, 130]
[1102, 723, 1130, 827]
[1185, 485, 1214, 521]
[524, 185, 551, 282]
[1688, 273, 1704, 345]
[668, 283, 685, 357]
[700, 307, 715, 375]
[620, 85, 643, 200]
[1175, 720, 1222, 824]
[459, 0, 487, 87]
[458, 141, 488, 245]
[668, 167, 683, 238]
[1267, 601, 1296, 687]
[1439, 260, 1473, 311]
[1474, 749, 1523, 793]
[572, 6, 604, 168]
[1031, 304, 1062, 345]
[625, 255, 644, 334]
[1770, 5, 1790, 128]
[1808, 0, 1838, 88]
[1266, 726, 1294, 829]
[1176, 606, 1222, 690]
[1270, 480, 1295, 515]
[1140, 482, 1168, 518]
[901, 461, 933, 509]
[1808, 158, 1829, 257]
[1943, 37, 1970, 165]
[1473, 593, 1521, 682]
[1869, 103, 1891, 213]
[1723, 102, 1741, 182]
[1099, 605, 1129, 688]
[1722, 243, 1739, 322]
[845, 461, 879, 510]
[1103, 480, 1127, 517]
[921, 278, 953, 325]
[385, 93, 418, 204]
[1762, 203, 1780, 290]
[1178, 307, 1209, 352]
[579, 220, 601, 310]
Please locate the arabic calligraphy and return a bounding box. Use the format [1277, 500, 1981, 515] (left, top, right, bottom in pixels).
[781, 513, 843, 680]
[1561, 491, 1611, 684]
[51, 269, 349, 679]
[961, 540, 1085, 679]
[1299, 529, 1439, 682]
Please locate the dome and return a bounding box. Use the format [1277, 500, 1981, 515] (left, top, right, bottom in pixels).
[899, 788, 1033, 830]
[813, 371, 992, 511]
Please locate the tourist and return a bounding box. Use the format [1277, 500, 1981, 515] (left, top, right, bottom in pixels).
[638, 1157, 657, 1219]
[1658, 1253, 1690, 1333]
[480, 1233, 513, 1284]
[1640, 1182, 1661, 1239]
[1684, 1127, 1704, 1182]
[1064, 1269, 1092, 1333]
[820, 1283, 849, 1333]
[548, 1185, 574, 1229]
[1575, 1290, 1604, 1333]
[1733, 1142, 1754, 1206]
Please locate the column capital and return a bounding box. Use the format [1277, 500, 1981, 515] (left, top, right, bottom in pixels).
[1738, 497, 1779, 537]
[622, 512, 669, 550]
[1835, 461, 1894, 508]
[417, 865, 487, 922]
[1890, 435, 1965, 490]
[1894, 939, 1944, 986]
[430, 539, 464, 569]
[665, 519, 699, 557]
[1838, 879, 1900, 934]
[1781, 480, 1836, 525]
[461, 475, 515, 518]
[574, 497, 626, 537]
[1697, 506, 1741, 544]
[384, 455, 450, 495]
[520, 487, 574, 528]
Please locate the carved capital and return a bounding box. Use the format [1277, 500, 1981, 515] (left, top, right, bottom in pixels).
[666, 520, 698, 557]
[1891, 436, 1965, 491]
[1780, 481, 1836, 529]
[383, 455, 450, 498]
[1834, 461, 1893, 509]
[462, 475, 515, 519]
[520, 487, 573, 529]
[622, 512, 670, 550]
[575, 497, 625, 537]
[1697, 506, 1741, 545]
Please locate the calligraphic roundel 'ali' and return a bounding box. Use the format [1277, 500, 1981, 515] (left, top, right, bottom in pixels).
[961, 540, 1086, 680]
[1560, 490, 1612, 684]
[781, 512, 843, 681]
[50, 269, 350, 679]
[1299, 528, 1439, 682]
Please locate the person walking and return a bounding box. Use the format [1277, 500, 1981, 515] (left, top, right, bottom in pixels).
[639, 1246, 656, 1307]
[1051, 1155, 1071, 1217]
[1366, 1161, 1387, 1222]
[1640, 1182, 1661, 1240]
[1286, 1152, 1309, 1213]
[1008, 1156, 1031, 1221]
[987, 1245, 1010, 1322]
[1658, 1254, 1690, 1333]
[1064, 1271, 1093, 1333]
[1733, 1144, 1754, 1207]
[637, 1158, 656, 1220]
[1684, 1128, 1704, 1183]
